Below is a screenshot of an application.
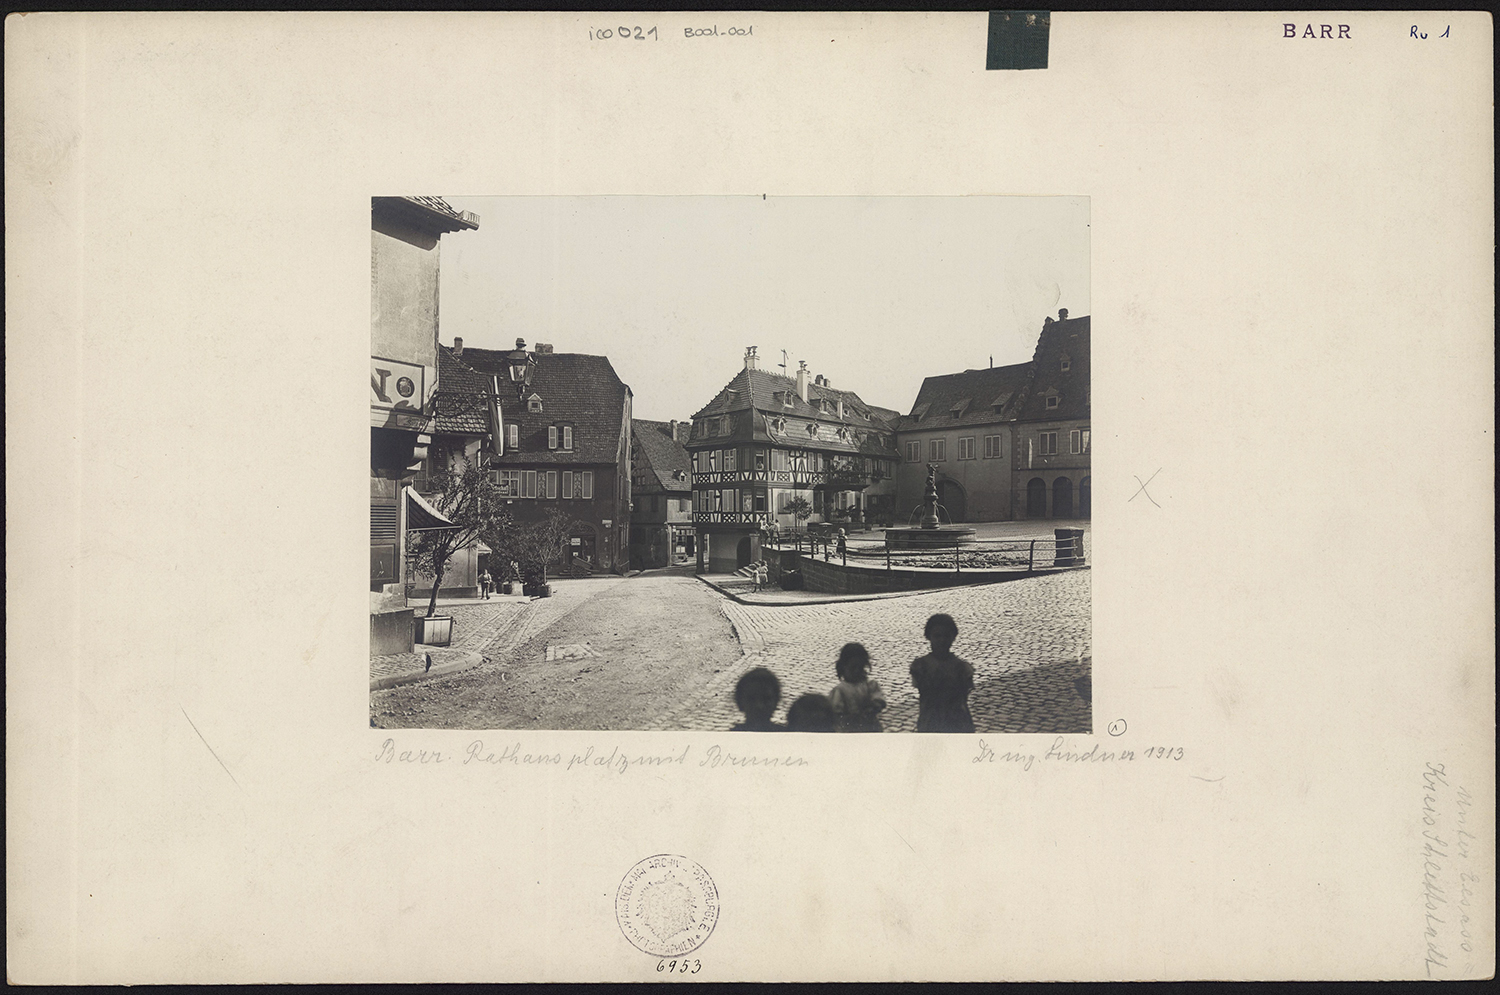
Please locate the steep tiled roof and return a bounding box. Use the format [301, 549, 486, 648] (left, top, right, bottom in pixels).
[432, 346, 493, 435]
[631, 419, 692, 493]
[692, 367, 892, 428]
[461, 346, 630, 465]
[895, 361, 1034, 432]
[1015, 314, 1090, 421]
[895, 313, 1091, 431]
[691, 368, 899, 460]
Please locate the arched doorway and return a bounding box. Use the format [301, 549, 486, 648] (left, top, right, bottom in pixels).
[1079, 477, 1091, 519]
[1026, 477, 1047, 518]
[937, 480, 966, 523]
[736, 535, 753, 569]
[1053, 477, 1073, 518]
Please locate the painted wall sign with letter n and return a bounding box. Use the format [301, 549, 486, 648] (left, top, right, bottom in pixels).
[372, 357, 426, 428]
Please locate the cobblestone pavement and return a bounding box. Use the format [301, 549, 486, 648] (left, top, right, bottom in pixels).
[370, 599, 528, 686]
[369, 575, 745, 730]
[648, 570, 1092, 734]
[696, 573, 933, 606]
[370, 569, 1090, 735]
[368, 586, 613, 688]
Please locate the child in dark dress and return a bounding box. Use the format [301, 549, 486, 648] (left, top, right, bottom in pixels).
[731, 667, 784, 731]
[785, 693, 837, 732]
[909, 613, 976, 733]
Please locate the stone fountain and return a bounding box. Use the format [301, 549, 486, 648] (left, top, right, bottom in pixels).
[885, 464, 977, 550]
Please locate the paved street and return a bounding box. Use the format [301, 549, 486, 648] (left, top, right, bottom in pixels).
[371, 566, 1091, 734]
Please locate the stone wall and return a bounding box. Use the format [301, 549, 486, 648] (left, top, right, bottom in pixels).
[371, 607, 415, 655]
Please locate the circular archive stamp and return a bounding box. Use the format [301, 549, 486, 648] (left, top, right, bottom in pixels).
[615, 854, 720, 957]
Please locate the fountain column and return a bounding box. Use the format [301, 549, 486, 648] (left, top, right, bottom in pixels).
[919, 463, 941, 529]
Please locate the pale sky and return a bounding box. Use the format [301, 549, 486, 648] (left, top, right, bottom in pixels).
[441, 196, 1088, 422]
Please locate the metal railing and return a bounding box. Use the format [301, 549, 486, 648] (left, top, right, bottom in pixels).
[762, 528, 1088, 574]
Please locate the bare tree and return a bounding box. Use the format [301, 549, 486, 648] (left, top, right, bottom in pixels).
[406, 454, 511, 618]
[486, 506, 575, 591]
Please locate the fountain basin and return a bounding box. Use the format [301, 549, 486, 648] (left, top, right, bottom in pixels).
[885, 525, 977, 550]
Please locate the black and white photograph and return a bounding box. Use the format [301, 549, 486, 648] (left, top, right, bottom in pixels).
[9, 11, 1492, 985]
[370, 195, 1092, 733]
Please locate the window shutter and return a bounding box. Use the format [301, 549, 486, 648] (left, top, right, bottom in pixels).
[371, 504, 398, 544]
[562, 472, 573, 499]
[548, 426, 558, 450]
[508, 424, 518, 450]
[581, 471, 593, 499]
[563, 426, 572, 450]
[546, 470, 558, 498]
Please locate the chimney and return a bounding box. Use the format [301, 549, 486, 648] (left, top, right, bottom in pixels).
[669, 419, 679, 441]
[837, 397, 845, 420]
[744, 345, 759, 370]
[795, 360, 809, 403]
[535, 342, 554, 354]
[1058, 308, 1068, 320]
[453, 337, 464, 358]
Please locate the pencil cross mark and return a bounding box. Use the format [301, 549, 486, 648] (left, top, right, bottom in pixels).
[1130, 469, 1162, 507]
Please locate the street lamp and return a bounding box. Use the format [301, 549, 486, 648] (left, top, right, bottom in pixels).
[503, 337, 536, 397]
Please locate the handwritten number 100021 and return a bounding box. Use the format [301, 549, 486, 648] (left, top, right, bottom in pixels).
[590, 26, 657, 41]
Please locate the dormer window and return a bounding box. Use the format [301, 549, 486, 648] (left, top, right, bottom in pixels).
[1046, 395, 1060, 410]
[527, 393, 543, 413]
[1060, 354, 1072, 372]
[807, 423, 819, 438]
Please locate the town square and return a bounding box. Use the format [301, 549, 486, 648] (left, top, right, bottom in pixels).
[371, 195, 1092, 733]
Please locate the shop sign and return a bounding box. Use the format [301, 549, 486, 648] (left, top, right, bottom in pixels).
[372, 357, 426, 428]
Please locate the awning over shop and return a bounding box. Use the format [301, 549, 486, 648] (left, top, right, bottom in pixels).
[405, 486, 460, 531]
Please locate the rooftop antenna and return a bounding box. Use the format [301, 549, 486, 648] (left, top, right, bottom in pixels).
[779, 350, 789, 376]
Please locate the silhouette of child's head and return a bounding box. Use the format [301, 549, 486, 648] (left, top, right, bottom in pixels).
[924, 613, 959, 653]
[785, 693, 837, 732]
[734, 667, 781, 723]
[835, 642, 871, 683]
